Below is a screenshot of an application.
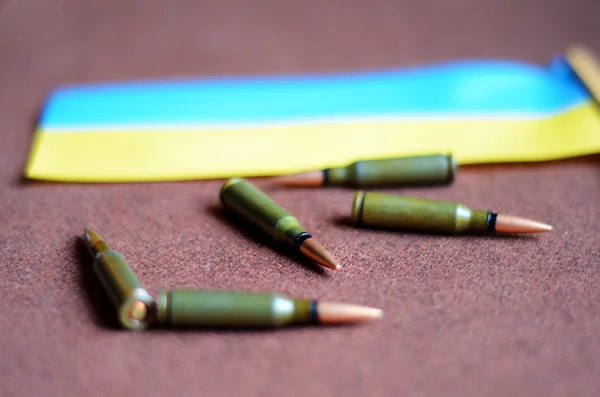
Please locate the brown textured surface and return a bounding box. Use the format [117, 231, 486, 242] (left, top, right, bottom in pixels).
[2, 0, 600, 396]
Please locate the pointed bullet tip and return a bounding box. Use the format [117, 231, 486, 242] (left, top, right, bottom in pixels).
[83, 227, 103, 242]
[299, 237, 340, 270]
[495, 214, 553, 234]
[320, 261, 340, 271]
[82, 227, 110, 256]
[370, 308, 384, 320]
[317, 302, 384, 324]
[271, 171, 324, 187]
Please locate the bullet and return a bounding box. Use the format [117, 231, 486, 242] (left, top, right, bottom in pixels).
[156, 289, 382, 328]
[351, 192, 552, 234]
[83, 228, 155, 330]
[272, 154, 456, 188]
[220, 178, 340, 270]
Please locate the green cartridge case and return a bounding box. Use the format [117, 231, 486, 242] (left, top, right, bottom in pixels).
[156, 289, 314, 328]
[351, 191, 491, 234]
[220, 178, 308, 246]
[86, 233, 155, 330]
[327, 154, 456, 187]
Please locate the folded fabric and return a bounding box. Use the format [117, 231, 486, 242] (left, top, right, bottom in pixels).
[24, 51, 600, 182]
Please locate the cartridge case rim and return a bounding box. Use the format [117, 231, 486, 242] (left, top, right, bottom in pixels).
[446, 154, 457, 183]
[219, 177, 243, 204]
[118, 288, 156, 331]
[351, 191, 366, 226]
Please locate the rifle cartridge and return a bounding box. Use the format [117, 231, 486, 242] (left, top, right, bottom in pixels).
[220, 178, 340, 269]
[327, 154, 456, 187]
[351, 192, 552, 234]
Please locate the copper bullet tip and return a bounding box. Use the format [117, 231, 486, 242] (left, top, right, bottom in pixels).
[84, 227, 104, 242]
[495, 214, 553, 233]
[299, 237, 341, 270]
[83, 227, 111, 256]
[317, 302, 383, 324]
[271, 171, 324, 187]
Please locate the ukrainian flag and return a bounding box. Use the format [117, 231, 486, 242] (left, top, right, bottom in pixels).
[25, 51, 600, 182]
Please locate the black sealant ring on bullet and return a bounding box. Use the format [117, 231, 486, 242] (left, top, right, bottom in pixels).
[294, 232, 312, 250]
[486, 212, 498, 232]
[309, 300, 319, 323]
